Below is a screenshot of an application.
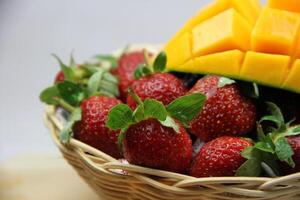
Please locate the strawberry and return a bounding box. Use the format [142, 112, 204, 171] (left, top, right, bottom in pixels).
[127, 73, 187, 109]
[189, 75, 256, 142]
[73, 96, 122, 159]
[123, 118, 192, 173]
[106, 87, 206, 173]
[283, 135, 300, 174]
[190, 136, 252, 177]
[115, 51, 147, 101]
[126, 52, 187, 109]
[54, 70, 65, 83]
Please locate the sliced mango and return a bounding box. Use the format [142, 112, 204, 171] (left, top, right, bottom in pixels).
[283, 60, 300, 92]
[193, 50, 244, 77]
[167, 0, 261, 44]
[251, 7, 300, 55]
[268, 0, 300, 13]
[228, 0, 261, 25]
[165, 32, 191, 67]
[192, 8, 251, 56]
[240, 51, 290, 86]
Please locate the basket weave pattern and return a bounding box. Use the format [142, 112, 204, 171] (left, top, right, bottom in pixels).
[45, 106, 300, 200]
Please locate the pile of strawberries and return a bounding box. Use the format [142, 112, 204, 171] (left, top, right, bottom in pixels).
[41, 49, 300, 177]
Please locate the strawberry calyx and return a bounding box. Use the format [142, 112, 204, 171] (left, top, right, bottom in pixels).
[106, 91, 206, 147]
[236, 102, 300, 177]
[134, 51, 167, 80]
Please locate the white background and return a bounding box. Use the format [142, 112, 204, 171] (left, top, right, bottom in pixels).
[0, 0, 266, 161]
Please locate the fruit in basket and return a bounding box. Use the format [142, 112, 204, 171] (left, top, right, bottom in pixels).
[127, 73, 187, 109]
[283, 135, 300, 174]
[190, 136, 252, 177]
[115, 51, 148, 101]
[107, 91, 206, 173]
[54, 70, 65, 83]
[73, 96, 122, 159]
[164, 0, 300, 94]
[127, 52, 187, 109]
[189, 75, 256, 142]
[123, 118, 192, 173]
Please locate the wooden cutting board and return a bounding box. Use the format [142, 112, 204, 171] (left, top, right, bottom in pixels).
[0, 155, 100, 200]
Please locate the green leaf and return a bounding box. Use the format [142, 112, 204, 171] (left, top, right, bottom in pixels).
[218, 77, 236, 88]
[133, 105, 145, 122]
[106, 104, 134, 131]
[144, 99, 168, 121]
[52, 54, 74, 81]
[117, 130, 126, 150]
[93, 55, 118, 68]
[255, 142, 275, 154]
[87, 70, 104, 95]
[235, 158, 261, 177]
[261, 152, 280, 176]
[167, 93, 206, 126]
[134, 64, 151, 80]
[260, 115, 283, 128]
[153, 52, 167, 72]
[283, 125, 300, 137]
[236, 147, 262, 177]
[159, 116, 180, 133]
[265, 102, 285, 129]
[274, 137, 295, 167]
[57, 81, 86, 106]
[60, 108, 82, 143]
[39, 85, 60, 105]
[241, 146, 256, 160]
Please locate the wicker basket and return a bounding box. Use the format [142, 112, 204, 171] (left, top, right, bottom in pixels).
[44, 105, 300, 200]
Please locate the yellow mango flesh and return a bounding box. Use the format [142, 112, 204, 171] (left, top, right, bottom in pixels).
[251, 7, 300, 55]
[284, 60, 300, 92]
[240, 52, 290, 86]
[167, 0, 261, 45]
[192, 50, 244, 77]
[192, 9, 251, 56]
[165, 32, 191, 67]
[268, 0, 300, 13]
[164, 0, 300, 93]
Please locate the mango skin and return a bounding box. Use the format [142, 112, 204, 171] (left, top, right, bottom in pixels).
[268, 0, 300, 13]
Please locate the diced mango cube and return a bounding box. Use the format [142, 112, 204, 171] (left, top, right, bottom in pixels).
[251, 7, 300, 55]
[170, 59, 195, 73]
[240, 51, 290, 86]
[192, 8, 251, 56]
[229, 0, 261, 25]
[165, 32, 191, 67]
[193, 50, 244, 77]
[283, 60, 300, 92]
[268, 0, 300, 13]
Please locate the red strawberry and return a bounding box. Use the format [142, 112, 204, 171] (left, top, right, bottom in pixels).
[282, 135, 300, 174]
[115, 51, 147, 101]
[54, 70, 65, 83]
[190, 136, 252, 177]
[123, 118, 192, 173]
[189, 75, 256, 142]
[73, 96, 122, 159]
[127, 73, 187, 109]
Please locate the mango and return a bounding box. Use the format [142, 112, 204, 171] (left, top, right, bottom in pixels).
[251, 7, 300, 55]
[192, 9, 251, 56]
[268, 0, 300, 13]
[165, 32, 191, 67]
[240, 51, 290, 86]
[193, 50, 244, 77]
[283, 60, 300, 92]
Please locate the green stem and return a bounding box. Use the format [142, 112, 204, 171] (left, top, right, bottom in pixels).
[128, 88, 143, 106]
[54, 97, 76, 113]
[143, 49, 153, 72]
